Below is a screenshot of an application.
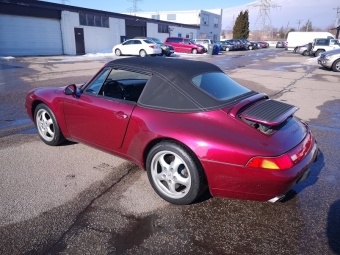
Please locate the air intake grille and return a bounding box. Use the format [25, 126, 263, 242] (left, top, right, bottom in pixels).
[241, 100, 298, 126]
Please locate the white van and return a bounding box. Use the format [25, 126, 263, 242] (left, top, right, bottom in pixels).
[286, 32, 334, 52]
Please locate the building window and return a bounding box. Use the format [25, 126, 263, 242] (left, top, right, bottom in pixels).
[214, 17, 219, 28]
[79, 13, 109, 28]
[213, 34, 218, 41]
[152, 14, 160, 20]
[87, 14, 94, 26]
[201, 14, 209, 26]
[190, 32, 193, 39]
[158, 24, 169, 33]
[167, 14, 176, 21]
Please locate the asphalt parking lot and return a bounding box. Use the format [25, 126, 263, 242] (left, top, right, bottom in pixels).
[0, 49, 340, 254]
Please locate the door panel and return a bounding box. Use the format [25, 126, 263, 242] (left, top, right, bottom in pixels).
[63, 94, 135, 151]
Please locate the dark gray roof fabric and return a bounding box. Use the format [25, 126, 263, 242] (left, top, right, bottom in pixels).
[107, 58, 257, 112]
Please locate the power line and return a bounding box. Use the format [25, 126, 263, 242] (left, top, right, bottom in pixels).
[248, 0, 281, 31]
[297, 19, 302, 30]
[127, 0, 143, 15]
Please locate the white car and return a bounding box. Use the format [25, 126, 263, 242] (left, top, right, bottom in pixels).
[113, 39, 162, 57]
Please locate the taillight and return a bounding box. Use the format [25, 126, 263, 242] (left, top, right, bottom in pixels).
[149, 45, 155, 48]
[246, 154, 293, 170]
[246, 132, 313, 171]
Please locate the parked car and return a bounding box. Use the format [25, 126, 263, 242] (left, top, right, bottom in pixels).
[259, 41, 269, 48]
[276, 41, 286, 48]
[225, 39, 243, 50]
[248, 41, 259, 50]
[25, 58, 318, 205]
[113, 39, 162, 57]
[296, 43, 312, 56]
[218, 41, 235, 51]
[311, 38, 340, 57]
[134, 37, 174, 57]
[193, 39, 219, 51]
[164, 37, 205, 54]
[318, 48, 340, 72]
[236, 38, 251, 50]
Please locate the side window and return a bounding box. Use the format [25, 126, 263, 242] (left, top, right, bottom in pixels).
[84, 69, 111, 95]
[123, 40, 133, 45]
[184, 39, 190, 45]
[99, 69, 150, 102]
[134, 40, 142, 44]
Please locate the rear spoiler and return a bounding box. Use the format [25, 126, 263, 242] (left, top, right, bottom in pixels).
[241, 99, 298, 126]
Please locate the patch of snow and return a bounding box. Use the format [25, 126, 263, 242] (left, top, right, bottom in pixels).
[0, 56, 15, 60]
[302, 57, 319, 66]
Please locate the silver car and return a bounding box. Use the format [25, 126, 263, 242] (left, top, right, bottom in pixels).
[317, 48, 340, 72]
[296, 44, 309, 56]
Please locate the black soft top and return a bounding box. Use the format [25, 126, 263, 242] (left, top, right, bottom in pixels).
[107, 58, 257, 112]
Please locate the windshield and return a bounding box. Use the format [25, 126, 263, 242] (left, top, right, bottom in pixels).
[192, 72, 250, 100]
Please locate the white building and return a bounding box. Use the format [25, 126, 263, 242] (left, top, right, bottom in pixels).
[0, 0, 199, 56]
[132, 9, 223, 41]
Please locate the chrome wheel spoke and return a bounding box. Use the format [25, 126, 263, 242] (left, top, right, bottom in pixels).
[168, 181, 177, 193]
[173, 172, 190, 186]
[156, 172, 165, 181]
[46, 126, 54, 137]
[41, 112, 48, 122]
[158, 155, 169, 170]
[169, 157, 182, 172]
[46, 118, 53, 126]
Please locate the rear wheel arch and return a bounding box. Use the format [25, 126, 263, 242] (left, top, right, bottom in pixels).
[143, 138, 204, 172]
[144, 138, 208, 204]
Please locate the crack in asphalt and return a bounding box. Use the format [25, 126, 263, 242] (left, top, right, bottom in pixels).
[270, 66, 317, 98]
[45, 164, 135, 254]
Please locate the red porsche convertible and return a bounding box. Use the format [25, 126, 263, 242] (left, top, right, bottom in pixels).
[25, 58, 318, 205]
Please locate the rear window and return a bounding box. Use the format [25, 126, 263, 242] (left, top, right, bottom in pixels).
[192, 72, 250, 100]
[143, 39, 154, 44]
[166, 38, 182, 43]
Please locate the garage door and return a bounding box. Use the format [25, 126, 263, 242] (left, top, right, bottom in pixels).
[0, 14, 63, 56]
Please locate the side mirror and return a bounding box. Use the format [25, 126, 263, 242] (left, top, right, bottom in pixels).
[64, 84, 81, 97]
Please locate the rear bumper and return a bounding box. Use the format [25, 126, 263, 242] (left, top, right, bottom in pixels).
[201, 138, 318, 202]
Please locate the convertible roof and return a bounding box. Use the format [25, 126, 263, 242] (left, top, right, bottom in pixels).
[107, 58, 256, 112]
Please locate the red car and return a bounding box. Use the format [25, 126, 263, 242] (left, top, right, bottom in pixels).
[25, 58, 318, 205]
[164, 37, 205, 54]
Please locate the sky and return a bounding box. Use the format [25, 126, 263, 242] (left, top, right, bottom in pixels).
[44, 0, 339, 30]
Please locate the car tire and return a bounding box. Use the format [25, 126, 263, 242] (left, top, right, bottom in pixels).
[315, 50, 324, 57]
[293, 47, 298, 53]
[302, 50, 309, 56]
[332, 59, 340, 72]
[165, 53, 172, 57]
[115, 49, 122, 56]
[139, 50, 147, 57]
[192, 49, 198, 54]
[146, 141, 207, 205]
[34, 104, 65, 146]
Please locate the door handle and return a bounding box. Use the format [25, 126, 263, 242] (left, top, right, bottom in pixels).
[115, 111, 128, 119]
